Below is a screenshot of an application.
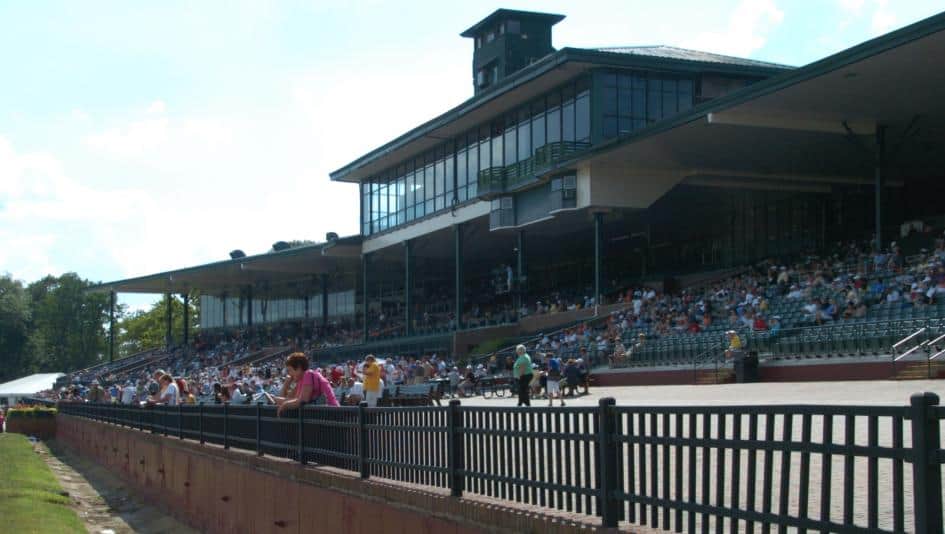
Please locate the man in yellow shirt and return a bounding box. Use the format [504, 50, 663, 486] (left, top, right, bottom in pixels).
[362, 354, 382, 407]
[724, 330, 743, 360]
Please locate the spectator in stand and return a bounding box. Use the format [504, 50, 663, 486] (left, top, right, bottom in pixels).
[88, 381, 105, 403]
[752, 314, 768, 331]
[345, 378, 364, 405]
[120, 381, 136, 405]
[276, 352, 339, 415]
[724, 330, 743, 360]
[149, 374, 179, 406]
[362, 355, 381, 407]
[512, 344, 533, 407]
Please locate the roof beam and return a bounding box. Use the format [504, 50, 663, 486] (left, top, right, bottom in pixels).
[707, 111, 876, 135]
[686, 168, 903, 187]
[239, 263, 330, 275]
[684, 176, 831, 193]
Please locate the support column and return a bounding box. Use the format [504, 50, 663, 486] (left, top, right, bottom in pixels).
[165, 292, 173, 349]
[454, 224, 463, 331]
[222, 292, 228, 329]
[594, 212, 603, 306]
[404, 240, 413, 337]
[246, 286, 254, 328]
[181, 293, 189, 350]
[362, 253, 370, 343]
[320, 274, 329, 331]
[874, 124, 886, 252]
[108, 291, 116, 363]
[515, 230, 525, 314]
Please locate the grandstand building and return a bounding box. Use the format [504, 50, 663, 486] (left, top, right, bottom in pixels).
[93, 9, 945, 364]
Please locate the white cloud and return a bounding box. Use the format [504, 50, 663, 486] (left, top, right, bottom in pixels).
[146, 99, 166, 115]
[838, 0, 866, 14]
[0, 136, 152, 282]
[680, 0, 785, 57]
[870, 0, 896, 35]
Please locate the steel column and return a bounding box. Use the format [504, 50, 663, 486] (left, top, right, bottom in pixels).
[594, 212, 603, 306]
[108, 291, 116, 363]
[181, 293, 189, 349]
[515, 230, 525, 313]
[404, 240, 413, 336]
[875, 124, 886, 252]
[454, 224, 463, 330]
[362, 253, 369, 342]
[246, 286, 254, 328]
[164, 292, 173, 349]
[320, 273, 329, 330]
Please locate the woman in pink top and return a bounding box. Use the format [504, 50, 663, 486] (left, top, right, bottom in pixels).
[276, 352, 339, 416]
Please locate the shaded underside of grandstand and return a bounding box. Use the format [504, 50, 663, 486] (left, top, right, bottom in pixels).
[90, 10, 945, 365]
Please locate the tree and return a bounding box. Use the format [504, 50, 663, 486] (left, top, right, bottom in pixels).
[27, 273, 109, 372]
[0, 273, 108, 381]
[0, 275, 33, 382]
[116, 293, 200, 357]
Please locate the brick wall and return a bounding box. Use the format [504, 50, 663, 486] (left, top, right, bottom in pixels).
[55, 415, 600, 534]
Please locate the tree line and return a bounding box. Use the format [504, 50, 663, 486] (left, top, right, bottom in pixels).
[0, 273, 198, 383]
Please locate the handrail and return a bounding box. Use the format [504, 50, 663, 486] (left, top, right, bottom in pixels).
[893, 327, 927, 352]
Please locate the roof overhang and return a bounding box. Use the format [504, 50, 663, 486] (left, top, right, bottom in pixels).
[545, 10, 945, 193]
[329, 49, 790, 185]
[88, 236, 363, 295]
[460, 9, 565, 38]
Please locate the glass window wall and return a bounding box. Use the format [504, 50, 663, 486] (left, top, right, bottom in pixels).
[361, 76, 592, 236]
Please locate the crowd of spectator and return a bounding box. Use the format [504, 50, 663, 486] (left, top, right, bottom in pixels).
[38, 229, 945, 404]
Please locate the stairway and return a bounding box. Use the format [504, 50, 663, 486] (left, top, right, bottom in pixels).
[894, 360, 945, 380]
[695, 368, 736, 385]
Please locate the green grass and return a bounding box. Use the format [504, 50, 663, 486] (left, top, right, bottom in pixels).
[0, 434, 85, 534]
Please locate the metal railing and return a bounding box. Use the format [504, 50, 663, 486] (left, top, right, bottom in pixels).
[58, 393, 944, 533]
[892, 327, 945, 380]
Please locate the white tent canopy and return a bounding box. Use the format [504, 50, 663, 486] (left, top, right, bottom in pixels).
[0, 373, 63, 405]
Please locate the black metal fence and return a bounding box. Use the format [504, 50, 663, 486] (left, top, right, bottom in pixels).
[58, 393, 944, 533]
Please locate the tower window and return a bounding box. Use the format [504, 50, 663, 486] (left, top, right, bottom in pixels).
[507, 20, 521, 34]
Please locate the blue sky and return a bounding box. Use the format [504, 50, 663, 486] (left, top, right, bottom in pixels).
[1, 0, 943, 309]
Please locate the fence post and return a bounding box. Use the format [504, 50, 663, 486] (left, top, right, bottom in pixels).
[298, 406, 306, 465]
[256, 402, 263, 456]
[198, 402, 204, 445]
[910, 392, 943, 534]
[447, 399, 464, 497]
[178, 404, 183, 440]
[597, 397, 619, 528]
[358, 402, 369, 479]
[223, 402, 229, 450]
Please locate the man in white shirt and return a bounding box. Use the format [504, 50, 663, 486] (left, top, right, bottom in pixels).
[121, 382, 137, 405]
[346, 379, 364, 405]
[229, 382, 247, 404]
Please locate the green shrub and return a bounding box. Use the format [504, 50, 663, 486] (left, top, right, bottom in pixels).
[6, 406, 58, 419]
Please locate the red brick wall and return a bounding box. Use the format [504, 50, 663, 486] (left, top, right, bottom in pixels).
[55, 415, 597, 534]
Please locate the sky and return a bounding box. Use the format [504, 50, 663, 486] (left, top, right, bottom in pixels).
[1, 0, 943, 310]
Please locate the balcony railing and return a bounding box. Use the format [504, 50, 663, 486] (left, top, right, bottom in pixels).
[476, 141, 591, 197]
